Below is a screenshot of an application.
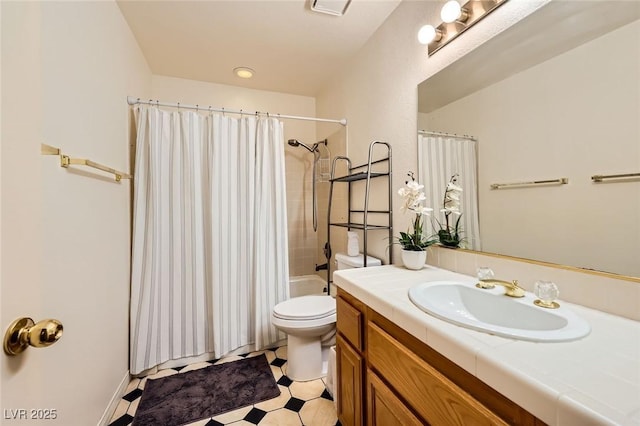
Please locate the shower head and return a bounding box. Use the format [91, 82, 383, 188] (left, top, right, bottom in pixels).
[287, 139, 316, 153]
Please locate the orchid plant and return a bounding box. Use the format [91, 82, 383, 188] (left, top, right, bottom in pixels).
[396, 172, 438, 251]
[436, 174, 464, 247]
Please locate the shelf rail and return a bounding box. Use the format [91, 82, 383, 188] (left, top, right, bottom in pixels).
[325, 141, 393, 295]
[591, 172, 640, 182]
[41, 144, 132, 182]
[490, 177, 568, 190]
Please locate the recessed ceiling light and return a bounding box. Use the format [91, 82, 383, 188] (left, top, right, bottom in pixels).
[233, 67, 254, 79]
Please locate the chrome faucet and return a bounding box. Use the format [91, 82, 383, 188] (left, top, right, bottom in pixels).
[476, 279, 525, 298]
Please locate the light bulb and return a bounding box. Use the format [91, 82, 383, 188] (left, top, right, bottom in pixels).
[441, 0, 463, 23]
[418, 25, 440, 45]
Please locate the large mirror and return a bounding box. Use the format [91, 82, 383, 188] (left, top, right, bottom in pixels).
[418, 1, 640, 278]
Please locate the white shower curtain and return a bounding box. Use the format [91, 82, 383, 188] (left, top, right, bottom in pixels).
[130, 106, 289, 375]
[418, 133, 481, 251]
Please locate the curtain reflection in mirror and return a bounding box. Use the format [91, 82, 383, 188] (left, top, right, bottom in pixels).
[418, 132, 481, 251]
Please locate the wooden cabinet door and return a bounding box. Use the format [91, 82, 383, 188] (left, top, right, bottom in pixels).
[367, 370, 424, 426]
[337, 335, 364, 426]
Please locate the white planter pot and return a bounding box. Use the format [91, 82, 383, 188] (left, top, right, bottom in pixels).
[401, 249, 427, 270]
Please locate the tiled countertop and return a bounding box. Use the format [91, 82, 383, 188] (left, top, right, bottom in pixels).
[333, 265, 640, 426]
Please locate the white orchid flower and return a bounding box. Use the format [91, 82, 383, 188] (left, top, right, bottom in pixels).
[441, 207, 462, 215]
[399, 179, 428, 212]
[406, 180, 424, 192]
[403, 193, 425, 210]
[447, 182, 463, 192]
[444, 197, 460, 207]
[396, 173, 436, 251]
[446, 192, 460, 201]
[413, 192, 426, 204]
[401, 197, 419, 213]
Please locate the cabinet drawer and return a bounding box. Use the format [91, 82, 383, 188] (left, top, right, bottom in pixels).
[368, 322, 507, 426]
[337, 295, 363, 351]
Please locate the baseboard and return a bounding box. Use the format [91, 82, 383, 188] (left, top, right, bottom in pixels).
[97, 370, 130, 426]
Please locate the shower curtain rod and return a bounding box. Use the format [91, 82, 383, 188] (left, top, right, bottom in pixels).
[419, 130, 477, 141]
[127, 96, 347, 126]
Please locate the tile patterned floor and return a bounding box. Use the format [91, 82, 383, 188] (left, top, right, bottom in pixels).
[108, 346, 340, 426]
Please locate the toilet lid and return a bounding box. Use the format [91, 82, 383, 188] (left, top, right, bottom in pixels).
[273, 295, 336, 320]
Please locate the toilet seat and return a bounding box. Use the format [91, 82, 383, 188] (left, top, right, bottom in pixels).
[273, 295, 336, 321]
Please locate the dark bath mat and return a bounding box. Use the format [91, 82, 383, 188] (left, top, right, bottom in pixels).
[133, 354, 280, 426]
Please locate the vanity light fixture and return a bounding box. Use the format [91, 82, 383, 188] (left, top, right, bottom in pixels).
[233, 67, 255, 79]
[418, 0, 509, 55]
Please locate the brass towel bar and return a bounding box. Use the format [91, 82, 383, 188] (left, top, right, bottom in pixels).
[41, 144, 131, 182]
[490, 178, 568, 190]
[591, 172, 640, 182]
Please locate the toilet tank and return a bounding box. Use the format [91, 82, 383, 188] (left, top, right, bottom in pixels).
[335, 253, 381, 270]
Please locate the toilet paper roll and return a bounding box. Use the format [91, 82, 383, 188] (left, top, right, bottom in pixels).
[347, 231, 359, 257]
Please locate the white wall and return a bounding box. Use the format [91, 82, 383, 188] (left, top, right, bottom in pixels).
[424, 19, 640, 277]
[1, 1, 150, 424]
[151, 76, 323, 277]
[316, 0, 549, 266]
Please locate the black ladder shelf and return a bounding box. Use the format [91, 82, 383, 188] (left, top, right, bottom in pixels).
[325, 141, 393, 295]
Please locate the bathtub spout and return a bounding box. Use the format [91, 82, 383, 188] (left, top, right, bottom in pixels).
[315, 263, 328, 271]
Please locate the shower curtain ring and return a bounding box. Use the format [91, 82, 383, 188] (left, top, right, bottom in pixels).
[196, 104, 199, 112]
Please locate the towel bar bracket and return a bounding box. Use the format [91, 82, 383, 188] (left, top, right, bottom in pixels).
[44, 145, 131, 182]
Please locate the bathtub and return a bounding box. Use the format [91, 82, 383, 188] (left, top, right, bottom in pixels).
[289, 274, 327, 297]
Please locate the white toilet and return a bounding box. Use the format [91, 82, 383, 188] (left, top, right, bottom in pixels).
[271, 253, 381, 382]
[272, 295, 336, 381]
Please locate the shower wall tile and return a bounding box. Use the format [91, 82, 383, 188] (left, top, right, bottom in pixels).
[289, 256, 317, 277]
[285, 131, 348, 277]
[288, 235, 317, 251]
[286, 148, 318, 277]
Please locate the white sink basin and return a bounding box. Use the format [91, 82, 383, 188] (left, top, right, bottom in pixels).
[408, 281, 590, 342]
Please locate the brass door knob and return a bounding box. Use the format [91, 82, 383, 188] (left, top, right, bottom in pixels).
[3, 317, 63, 356]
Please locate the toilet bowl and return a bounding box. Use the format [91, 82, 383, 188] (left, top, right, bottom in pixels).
[271, 295, 336, 382]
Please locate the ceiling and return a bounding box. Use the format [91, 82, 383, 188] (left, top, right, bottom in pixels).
[117, 0, 402, 97]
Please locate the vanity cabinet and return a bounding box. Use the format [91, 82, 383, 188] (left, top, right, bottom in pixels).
[336, 289, 545, 426]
